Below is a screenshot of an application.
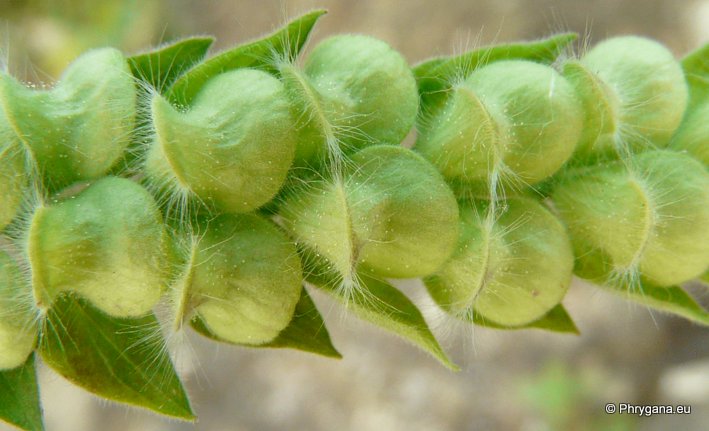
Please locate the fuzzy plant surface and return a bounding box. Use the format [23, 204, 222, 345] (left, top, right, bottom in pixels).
[0, 9, 708, 430]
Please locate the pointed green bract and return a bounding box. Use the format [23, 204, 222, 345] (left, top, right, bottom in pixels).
[471, 304, 579, 334]
[0, 48, 136, 190]
[40, 293, 194, 420]
[280, 145, 459, 280]
[307, 266, 457, 370]
[0, 354, 44, 431]
[414, 33, 577, 114]
[671, 43, 709, 166]
[415, 60, 582, 192]
[599, 282, 709, 326]
[173, 214, 302, 345]
[571, 36, 688, 160]
[169, 9, 326, 105]
[147, 68, 296, 214]
[283, 34, 418, 165]
[425, 198, 574, 327]
[128, 36, 214, 91]
[191, 286, 341, 358]
[0, 249, 38, 371]
[28, 177, 167, 317]
[553, 150, 709, 287]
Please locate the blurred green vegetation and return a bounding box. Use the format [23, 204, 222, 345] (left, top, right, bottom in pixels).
[520, 362, 638, 431]
[0, 0, 174, 79]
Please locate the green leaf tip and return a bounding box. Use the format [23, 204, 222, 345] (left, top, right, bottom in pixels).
[40, 294, 195, 421]
[128, 36, 215, 92]
[307, 267, 458, 371]
[169, 9, 327, 105]
[0, 354, 44, 431]
[599, 282, 709, 326]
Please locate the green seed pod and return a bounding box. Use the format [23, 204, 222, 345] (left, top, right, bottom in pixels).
[0, 122, 28, 231]
[279, 35, 418, 165]
[567, 36, 688, 160]
[415, 60, 582, 194]
[0, 248, 37, 370]
[172, 214, 302, 345]
[424, 197, 574, 327]
[146, 68, 296, 214]
[0, 48, 136, 190]
[280, 145, 459, 280]
[28, 177, 167, 317]
[553, 150, 709, 286]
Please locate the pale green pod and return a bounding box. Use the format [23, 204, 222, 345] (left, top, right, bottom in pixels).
[415, 60, 582, 192]
[424, 198, 574, 327]
[280, 145, 459, 280]
[0, 249, 37, 370]
[0, 48, 136, 190]
[280, 35, 418, 164]
[28, 177, 167, 317]
[571, 36, 688, 159]
[553, 150, 709, 286]
[0, 119, 28, 231]
[173, 214, 302, 345]
[146, 68, 296, 213]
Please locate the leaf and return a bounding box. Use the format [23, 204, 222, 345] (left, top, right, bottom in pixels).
[192, 286, 341, 359]
[598, 282, 709, 326]
[681, 43, 709, 87]
[414, 33, 577, 113]
[308, 268, 458, 370]
[0, 353, 44, 431]
[39, 294, 194, 420]
[169, 9, 326, 105]
[471, 304, 580, 334]
[128, 37, 214, 92]
[113, 37, 214, 174]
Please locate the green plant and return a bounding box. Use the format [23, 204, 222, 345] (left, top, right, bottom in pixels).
[0, 9, 708, 430]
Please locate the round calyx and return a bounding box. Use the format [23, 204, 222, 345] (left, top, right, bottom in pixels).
[172, 213, 302, 345]
[0, 48, 136, 191]
[568, 36, 688, 161]
[414, 59, 582, 194]
[552, 150, 709, 287]
[279, 145, 459, 282]
[147, 68, 296, 214]
[28, 177, 168, 317]
[0, 249, 37, 370]
[279, 34, 418, 165]
[424, 197, 574, 327]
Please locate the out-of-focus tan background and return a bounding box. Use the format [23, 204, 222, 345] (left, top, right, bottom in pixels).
[1, 1, 709, 430]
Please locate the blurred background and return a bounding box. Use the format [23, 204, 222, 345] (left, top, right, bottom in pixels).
[1, 0, 709, 430]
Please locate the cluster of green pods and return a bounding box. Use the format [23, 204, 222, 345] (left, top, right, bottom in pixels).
[0, 9, 708, 426]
